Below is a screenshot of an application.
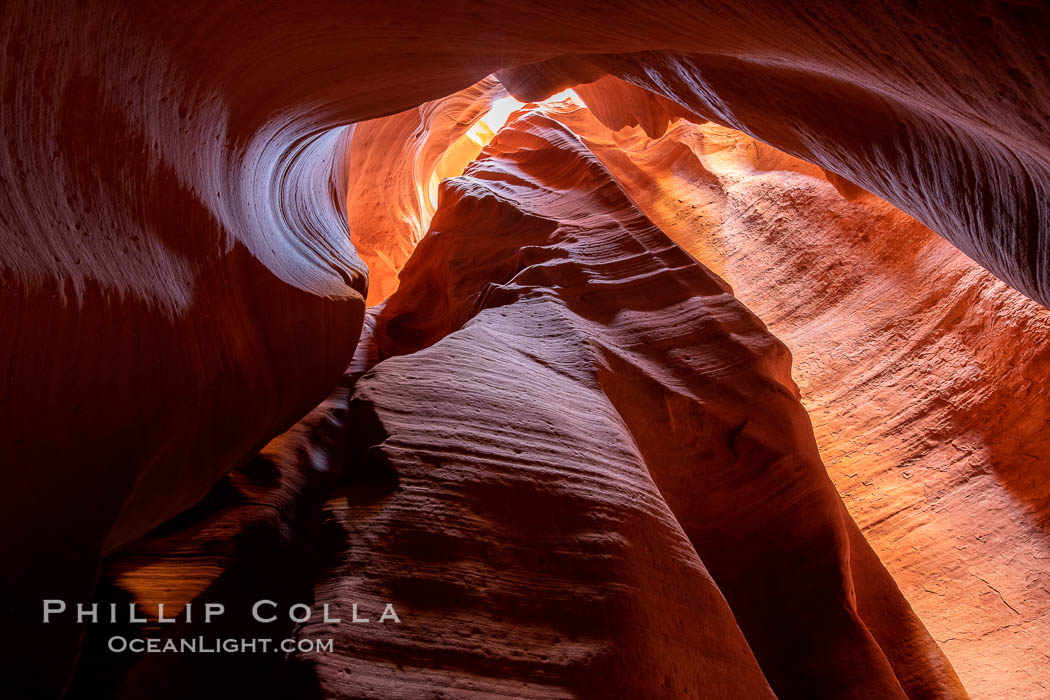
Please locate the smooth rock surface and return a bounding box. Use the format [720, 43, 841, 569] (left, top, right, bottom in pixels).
[539, 100, 1050, 697]
[347, 78, 508, 304]
[4, 2, 1049, 696]
[301, 108, 963, 699]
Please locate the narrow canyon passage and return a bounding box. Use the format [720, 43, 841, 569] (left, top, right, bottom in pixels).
[4, 3, 1050, 699]
[67, 97, 982, 699]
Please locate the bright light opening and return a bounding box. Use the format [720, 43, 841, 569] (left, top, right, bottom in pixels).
[410, 86, 586, 253]
[463, 89, 581, 147]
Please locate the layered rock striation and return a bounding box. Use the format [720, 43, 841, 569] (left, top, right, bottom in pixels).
[72, 104, 970, 700]
[3, 2, 1050, 697]
[528, 99, 1050, 697]
[307, 108, 967, 698]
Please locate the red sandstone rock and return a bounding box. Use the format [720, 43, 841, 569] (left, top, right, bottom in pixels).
[347, 78, 509, 304]
[3, 2, 1049, 697]
[300, 108, 964, 698]
[500, 4, 1050, 308]
[4, 0, 1048, 592]
[533, 101, 1050, 697]
[61, 104, 975, 699]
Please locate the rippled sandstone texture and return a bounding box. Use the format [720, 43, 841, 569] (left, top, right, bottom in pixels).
[308, 109, 969, 699]
[3, 0, 1049, 697]
[528, 99, 1050, 698]
[328, 89, 1050, 696]
[69, 106, 967, 700]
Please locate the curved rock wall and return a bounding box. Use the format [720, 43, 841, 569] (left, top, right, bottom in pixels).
[347, 78, 508, 304]
[341, 108, 964, 698]
[500, 2, 1050, 306]
[5, 0, 1047, 598]
[70, 103, 968, 700]
[539, 99, 1050, 698]
[3, 1, 1049, 697]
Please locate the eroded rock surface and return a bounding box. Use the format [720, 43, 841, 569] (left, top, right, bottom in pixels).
[535, 100, 1050, 698]
[347, 78, 509, 304]
[5, 0, 1049, 613]
[313, 107, 965, 699]
[304, 109, 964, 698]
[4, 2, 1049, 697]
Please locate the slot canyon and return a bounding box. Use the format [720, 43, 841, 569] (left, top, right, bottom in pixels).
[2, 2, 1049, 698]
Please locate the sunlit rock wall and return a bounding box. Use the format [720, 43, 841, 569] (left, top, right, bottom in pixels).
[4, 1, 1049, 696]
[541, 99, 1050, 698]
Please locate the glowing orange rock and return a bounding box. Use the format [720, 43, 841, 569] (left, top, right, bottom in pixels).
[347, 78, 511, 304]
[303, 107, 964, 699]
[536, 100, 1050, 697]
